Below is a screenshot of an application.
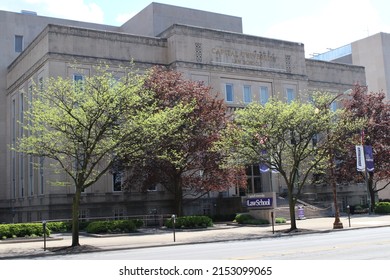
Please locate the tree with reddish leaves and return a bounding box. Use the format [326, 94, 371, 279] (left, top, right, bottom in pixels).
[122, 67, 246, 216]
[339, 84, 390, 211]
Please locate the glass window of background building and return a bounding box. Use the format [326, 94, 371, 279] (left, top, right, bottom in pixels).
[113, 172, 123, 192]
[246, 165, 262, 194]
[225, 83, 234, 102]
[15, 35, 23, 52]
[286, 88, 295, 103]
[243, 85, 252, 103]
[260, 86, 269, 105]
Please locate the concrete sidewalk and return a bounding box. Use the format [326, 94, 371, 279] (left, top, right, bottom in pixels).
[1, 214, 389, 259]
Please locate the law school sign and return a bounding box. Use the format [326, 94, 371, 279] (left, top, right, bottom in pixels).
[244, 192, 276, 222]
[246, 197, 273, 208]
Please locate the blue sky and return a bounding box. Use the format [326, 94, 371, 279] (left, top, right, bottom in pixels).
[1, 0, 390, 57]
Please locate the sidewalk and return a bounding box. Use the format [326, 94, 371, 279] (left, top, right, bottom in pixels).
[1, 214, 389, 259]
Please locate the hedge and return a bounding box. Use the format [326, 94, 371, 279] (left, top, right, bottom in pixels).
[275, 217, 287, 223]
[85, 219, 143, 234]
[165, 216, 213, 229]
[234, 213, 269, 225]
[0, 223, 50, 239]
[374, 202, 390, 214]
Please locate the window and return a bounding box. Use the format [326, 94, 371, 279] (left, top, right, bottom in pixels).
[73, 74, 84, 82]
[225, 84, 234, 102]
[19, 153, 24, 198]
[286, 88, 295, 103]
[330, 101, 337, 111]
[28, 155, 34, 196]
[38, 77, 44, 92]
[19, 92, 24, 137]
[243, 85, 252, 103]
[38, 156, 44, 194]
[113, 172, 123, 192]
[12, 99, 16, 198]
[260, 86, 269, 105]
[73, 74, 84, 89]
[15, 35, 23, 52]
[246, 165, 262, 194]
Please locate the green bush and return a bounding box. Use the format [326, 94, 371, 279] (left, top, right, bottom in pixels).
[374, 202, 390, 214]
[46, 221, 71, 232]
[234, 213, 269, 225]
[132, 219, 144, 228]
[275, 217, 287, 223]
[0, 223, 50, 239]
[85, 220, 138, 234]
[234, 213, 254, 224]
[165, 216, 213, 229]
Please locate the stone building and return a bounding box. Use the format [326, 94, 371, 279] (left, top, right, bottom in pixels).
[0, 3, 366, 223]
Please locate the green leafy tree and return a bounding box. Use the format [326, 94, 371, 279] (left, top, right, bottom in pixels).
[216, 95, 360, 231]
[15, 65, 192, 246]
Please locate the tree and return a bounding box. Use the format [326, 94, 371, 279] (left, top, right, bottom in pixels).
[122, 67, 246, 216]
[15, 65, 192, 246]
[216, 96, 360, 231]
[340, 85, 390, 211]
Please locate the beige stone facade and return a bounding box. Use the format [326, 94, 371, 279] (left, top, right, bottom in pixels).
[0, 3, 366, 223]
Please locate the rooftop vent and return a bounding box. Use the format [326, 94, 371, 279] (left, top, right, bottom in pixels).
[21, 10, 37, 16]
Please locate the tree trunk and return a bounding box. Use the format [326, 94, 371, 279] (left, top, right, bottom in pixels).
[329, 148, 343, 229]
[368, 172, 375, 213]
[174, 176, 183, 217]
[71, 187, 82, 247]
[288, 184, 297, 231]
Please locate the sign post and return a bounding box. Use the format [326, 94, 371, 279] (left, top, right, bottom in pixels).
[42, 220, 47, 251]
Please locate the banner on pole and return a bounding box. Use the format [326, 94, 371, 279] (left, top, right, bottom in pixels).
[356, 145, 365, 172]
[364, 145, 374, 172]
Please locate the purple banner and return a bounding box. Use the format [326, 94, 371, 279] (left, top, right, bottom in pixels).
[364, 145, 374, 172]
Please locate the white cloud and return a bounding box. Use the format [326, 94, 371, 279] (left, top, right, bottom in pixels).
[23, 0, 104, 23]
[264, 0, 382, 57]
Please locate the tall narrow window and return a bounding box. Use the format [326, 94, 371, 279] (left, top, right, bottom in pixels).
[225, 84, 234, 102]
[260, 86, 269, 105]
[28, 155, 34, 196]
[243, 85, 252, 103]
[330, 101, 337, 111]
[73, 74, 84, 92]
[27, 87, 34, 196]
[39, 156, 44, 194]
[11, 100, 16, 198]
[19, 153, 24, 197]
[286, 88, 295, 103]
[19, 91, 25, 197]
[113, 172, 123, 192]
[15, 35, 23, 53]
[38, 77, 44, 93]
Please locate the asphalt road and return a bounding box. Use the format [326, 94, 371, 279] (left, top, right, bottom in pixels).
[30, 227, 390, 260]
